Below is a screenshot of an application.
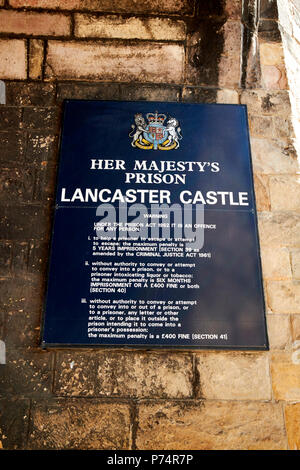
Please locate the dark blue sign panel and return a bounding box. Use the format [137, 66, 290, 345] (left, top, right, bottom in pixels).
[42, 100, 268, 349]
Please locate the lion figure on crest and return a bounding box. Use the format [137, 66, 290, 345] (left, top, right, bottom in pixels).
[129, 113, 147, 147]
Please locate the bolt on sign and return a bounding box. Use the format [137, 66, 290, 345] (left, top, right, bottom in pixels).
[41, 100, 268, 350]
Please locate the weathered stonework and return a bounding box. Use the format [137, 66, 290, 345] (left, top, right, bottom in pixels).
[28, 399, 131, 450]
[136, 401, 287, 450]
[0, 0, 299, 451]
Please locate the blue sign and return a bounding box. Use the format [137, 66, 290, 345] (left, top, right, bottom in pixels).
[41, 100, 268, 349]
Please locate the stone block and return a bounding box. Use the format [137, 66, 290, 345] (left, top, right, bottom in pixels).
[195, 352, 271, 400]
[266, 314, 291, 349]
[0, 166, 35, 205]
[285, 403, 300, 450]
[250, 138, 298, 174]
[241, 90, 291, 116]
[0, 10, 71, 36]
[136, 401, 286, 450]
[28, 399, 131, 449]
[0, 241, 12, 278]
[54, 351, 193, 398]
[273, 115, 295, 139]
[0, 205, 50, 240]
[0, 350, 53, 397]
[45, 41, 184, 83]
[5, 82, 56, 106]
[269, 175, 300, 211]
[291, 315, 300, 342]
[267, 280, 300, 313]
[29, 39, 44, 80]
[260, 246, 292, 279]
[0, 131, 25, 165]
[57, 82, 120, 102]
[271, 351, 300, 400]
[182, 87, 218, 103]
[119, 84, 180, 102]
[258, 212, 300, 247]
[74, 14, 186, 40]
[25, 132, 58, 165]
[260, 42, 285, 66]
[253, 174, 270, 211]
[249, 115, 274, 138]
[0, 399, 30, 450]
[22, 107, 60, 131]
[185, 20, 241, 88]
[0, 107, 22, 130]
[291, 249, 300, 279]
[261, 64, 288, 90]
[9, 0, 194, 15]
[0, 39, 26, 80]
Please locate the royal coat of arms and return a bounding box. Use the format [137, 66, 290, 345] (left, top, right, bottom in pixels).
[129, 112, 182, 150]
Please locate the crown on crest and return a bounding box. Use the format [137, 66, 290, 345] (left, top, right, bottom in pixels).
[146, 111, 166, 125]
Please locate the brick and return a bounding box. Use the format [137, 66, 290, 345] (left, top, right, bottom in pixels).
[5, 82, 56, 106]
[291, 249, 300, 278]
[271, 351, 300, 400]
[258, 212, 300, 247]
[0, 350, 53, 397]
[269, 175, 300, 211]
[54, 351, 193, 398]
[9, 0, 194, 15]
[285, 404, 300, 450]
[29, 39, 44, 80]
[196, 352, 271, 400]
[260, 246, 292, 279]
[267, 280, 300, 313]
[266, 314, 291, 349]
[0, 399, 30, 450]
[251, 138, 299, 174]
[136, 401, 286, 450]
[253, 174, 270, 211]
[45, 41, 184, 83]
[0, 10, 71, 36]
[75, 14, 186, 40]
[28, 399, 131, 449]
[0, 40, 26, 80]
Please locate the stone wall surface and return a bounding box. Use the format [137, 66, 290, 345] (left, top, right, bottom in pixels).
[0, 0, 299, 450]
